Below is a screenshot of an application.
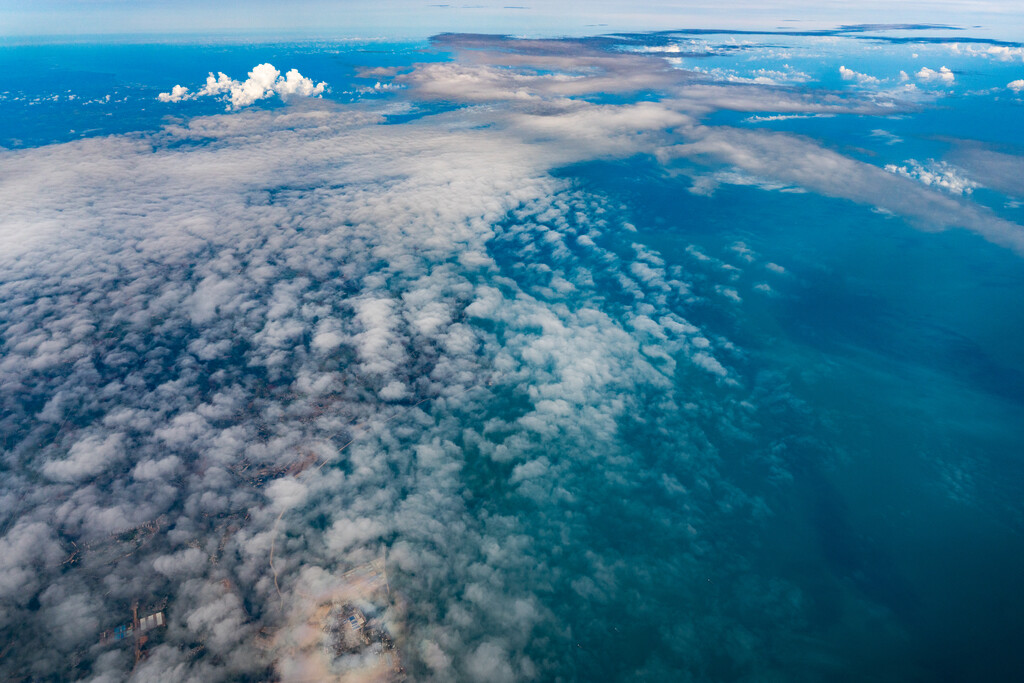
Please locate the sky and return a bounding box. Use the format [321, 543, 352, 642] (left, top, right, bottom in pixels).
[4, 0, 1024, 40]
[2, 7, 1024, 683]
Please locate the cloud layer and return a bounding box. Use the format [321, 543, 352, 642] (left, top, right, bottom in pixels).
[3, 32, 1024, 682]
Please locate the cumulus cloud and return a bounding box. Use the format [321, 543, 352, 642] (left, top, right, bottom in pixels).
[1009, 79, 1024, 93]
[158, 63, 326, 109]
[157, 84, 190, 103]
[153, 547, 208, 578]
[986, 46, 1024, 61]
[948, 43, 1024, 62]
[41, 432, 125, 482]
[915, 66, 955, 84]
[839, 65, 880, 85]
[692, 64, 811, 85]
[884, 159, 979, 195]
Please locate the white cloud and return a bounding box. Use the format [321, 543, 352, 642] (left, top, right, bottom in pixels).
[987, 46, 1024, 61]
[661, 126, 1024, 254]
[153, 547, 207, 578]
[870, 128, 903, 145]
[41, 432, 125, 482]
[1008, 79, 1024, 93]
[948, 43, 1024, 62]
[157, 84, 190, 103]
[744, 113, 834, 123]
[378, 380, 409, 401]
[884, 159, 979, 195]
[158, 63, 326, 109]
[839, 65, 880, 85]
[915, 66, 955, 84]
[694, 64, 811, 85]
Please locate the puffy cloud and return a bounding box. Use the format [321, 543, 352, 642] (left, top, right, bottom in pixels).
[839, 65, 880, 85]
[884, 158, 979, 195]
[465, 641, 517, 683]
[915, 66, 955, 84]
[986, 46, 1024, 61]
[157, 84, 190, 103]
[0, 521, 64, 606]
[41, 432, 125, 482]
[948, 43, 1024, 62]
[0, 86, 745, 672]
[153, 547, 208, 578]
[692, 64, 811, 85]
[1009, 79, 1024, 93]
[276, 68, 329, 98]
[158, 63, 326, 109]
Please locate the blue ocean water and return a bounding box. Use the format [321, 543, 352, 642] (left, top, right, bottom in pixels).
[543, 152, 1024, 679]
[0, 41, 440, 147]
[1, 26, 1023, 682]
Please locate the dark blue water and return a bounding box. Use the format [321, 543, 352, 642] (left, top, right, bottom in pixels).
[554, 154, 1024, 681]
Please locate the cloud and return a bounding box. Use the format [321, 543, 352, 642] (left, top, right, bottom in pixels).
[158, 63, 326, 109]
[744, 113, 834, 123]
[1, 79, 735, 679]
[0, 521, 65, 608]
[660, 126, 1024, 253]
[839, 65, 880, 84]
[986, 46, 1024, 61]
[884, 159, 979, 195]
[692, 64, 811, 85]
[948, 43, 1024, 62]
[915, 66, 955, 84]
[870, 128, 903, 145]
[948, 143, 1024, 197]
[153, 547, 208, 578]
[2, 30, 1023, 682]
[1009, 79, 1024, 93]
[41, 432, 126, 482]
[157, 84, 190, 103]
